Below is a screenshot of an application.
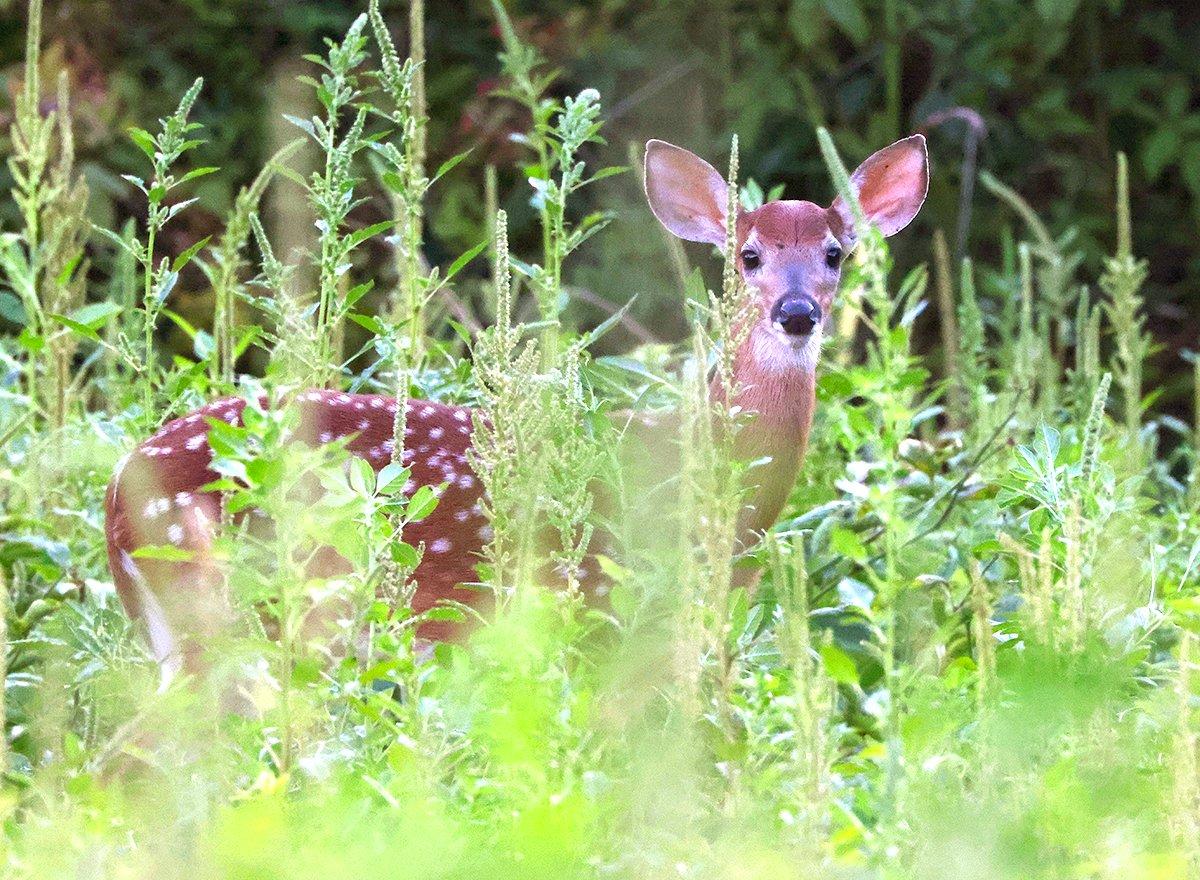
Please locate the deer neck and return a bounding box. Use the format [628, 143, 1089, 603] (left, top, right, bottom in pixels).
[715, 324, 818, 542]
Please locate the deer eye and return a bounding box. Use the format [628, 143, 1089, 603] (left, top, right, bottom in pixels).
[825, 244, 843, 269]
[740, 249, 760, 271]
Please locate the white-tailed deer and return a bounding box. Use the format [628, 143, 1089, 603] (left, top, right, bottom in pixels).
[105, 135, 928, 665]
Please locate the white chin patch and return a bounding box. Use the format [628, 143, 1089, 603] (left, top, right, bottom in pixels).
[754, 324, 823, 374]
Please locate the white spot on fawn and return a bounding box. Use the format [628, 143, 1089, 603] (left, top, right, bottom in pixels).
[357, 419, 370, 431]
[457, 474, 475, 489]
[370, 398, 384, 409]
[477, 525, 494, 541]
[453, 410, 469, 423]
[186, 434, 206, 451]
[454, 509, 469, 522]
[319, 431, 334, 444]
[144, 497, 170, 518]
[429, 538, 452, 554]
[175, 492, 193, 507]
[429, 427, 444, 440]
[167, 523, 185, 545]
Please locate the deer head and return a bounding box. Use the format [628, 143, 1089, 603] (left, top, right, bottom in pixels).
[644, 134, 929, 374]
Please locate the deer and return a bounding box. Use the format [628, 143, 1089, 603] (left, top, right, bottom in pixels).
[104, 134, 928, 669]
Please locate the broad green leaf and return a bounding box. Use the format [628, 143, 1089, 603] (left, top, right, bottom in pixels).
[820, 643, 859, 685]
[407, 484, 439, 522]
[128, 127, 157, 161]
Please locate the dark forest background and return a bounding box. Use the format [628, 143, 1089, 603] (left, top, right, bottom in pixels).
[0, 0, 1196, 411]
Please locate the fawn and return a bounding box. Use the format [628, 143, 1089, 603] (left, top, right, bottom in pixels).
[105, 134, 928, 667]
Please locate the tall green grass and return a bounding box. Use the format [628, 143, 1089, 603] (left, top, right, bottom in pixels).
[1, 1, 1199, 877]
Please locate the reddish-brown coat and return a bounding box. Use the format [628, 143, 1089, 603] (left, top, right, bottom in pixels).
[105, 392, 490, 649]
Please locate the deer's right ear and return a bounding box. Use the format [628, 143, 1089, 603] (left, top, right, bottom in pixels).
[644, 140, 729, 247]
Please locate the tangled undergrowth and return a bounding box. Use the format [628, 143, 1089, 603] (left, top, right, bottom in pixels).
[0, 1, 1198, 877]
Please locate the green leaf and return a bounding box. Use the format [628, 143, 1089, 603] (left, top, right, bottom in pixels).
[47, 313, 100, 342]
[193, 329, 215, 361]
[820, 0, 868, 44]
[172, 235, 213, 273]
[162, 308, 198, 340]
[18, 326, 45, 353]
[580, 294, 637, 347]
[432, 148, 473, 183]
[234, 325, 262, 358]
[820, 643, 859, 685]
[443, 237, 488, 283]
[131, 544, 195, 562]
[178, 166, 220, 186]
[377, 462, 410, 494]
[345, 280, 375, 309]
[166, 198, 199, 221]
[1142, 126, 1180, 181]
[349, 457, 375, 495]
[272, 164, 309, 189]
[128, 127, 157, 162]
[346, 220, 396, 250]
[155, 270, 180, 304]
[407, 485, 439, 522]
[69, 301, 124, 331]
[92, 225, 139, 259]
[391, 541, 420, 569]
[121, 174, 147, 195]
[830, 526, 868, 562]
[0, 292, 27, 325]
[422, 607, 466, 623]
[56, 253, 84, 287]
[581, 165, 627, 186]
[347, 312, 386, 336]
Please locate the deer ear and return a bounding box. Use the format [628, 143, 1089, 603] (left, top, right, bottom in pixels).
[830, 134, 928, 241]
[644, 140, 729, 247]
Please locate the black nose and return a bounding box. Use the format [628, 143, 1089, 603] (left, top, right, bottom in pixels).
[771, 295, 821, 336]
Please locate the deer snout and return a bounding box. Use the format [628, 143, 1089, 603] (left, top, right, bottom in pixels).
[771, 294, 821, 337]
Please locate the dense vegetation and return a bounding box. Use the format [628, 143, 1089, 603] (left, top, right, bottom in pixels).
[1, 0, 1199, 877]
[0, 0, 1196, 406]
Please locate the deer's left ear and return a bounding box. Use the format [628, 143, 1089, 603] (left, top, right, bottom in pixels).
[830, 134, 928, 240]
[644, 140, 730, 248]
